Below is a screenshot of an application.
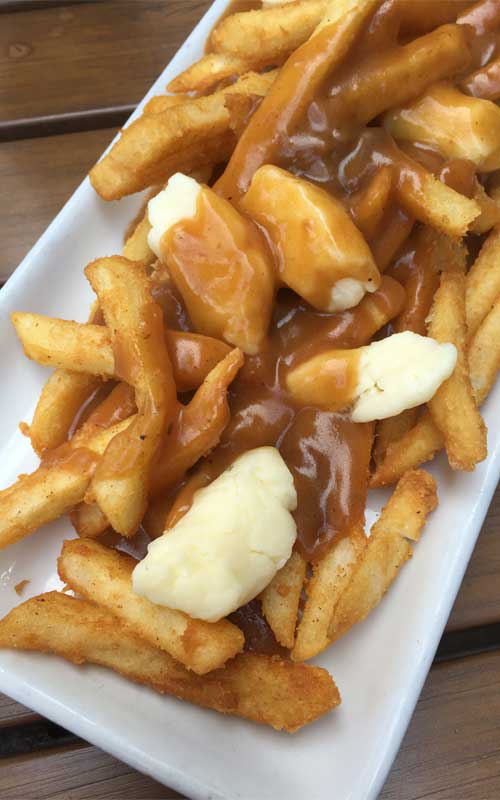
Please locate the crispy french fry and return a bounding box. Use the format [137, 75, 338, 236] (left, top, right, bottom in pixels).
[90, 71, 276, 201]
[292, 531, 366, 662]
[144, 94, 190, 113]
[466, 227, 500, 340]
[168, 53, 255, 95]
[0, 592, 340, 732]
[0, 417, 132, 551]
[428, 272, 487, 470]
[470, 183, 500, 235]
[58, 539, 244, 675]
[261, 552, 307, 650]
[151, 348, 244, 495]
[27, 370, 100, 456]
[209, 0, 328, 62]
[328, 470, 438, 642]
[461, 57, 500, 101]
[12, 312, 232, 393]
[328, 25, 471, 129]
[70, 501, 109, 539]
[85, 257, 177, 536]
[373, 409, 419, 468]
[394, 148, 480, 238]
[122, 211, 155, 265]
[469, 296, 500, 406]
[216, 0, 382, 200]
[371, 411, 443, 487]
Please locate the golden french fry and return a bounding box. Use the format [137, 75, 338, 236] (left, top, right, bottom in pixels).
[12, 312, 232, 393]
[0, 417, 132, 551]
[151, 348, 244, 495]
[70, 501, 109, 539]
[261, 552, 307, 650]
[394, 148, 480, 238]
[209, 0, 327, 61]
[85, 257, 177, 536]
[374, 409, 419, 469]
[370, 411, 443, 487]
[58, 539, 244, 675]
[0, 592, 340, 732]
[144, 94, 190, 113]
[90, 71, 276, 201]
[168, 53, 255, 95]
[122, 211, 155, 265]
[384, 81, 500, 171]
[469, 296, 500, 406]
[428, 271, 487, 470]
[27, 370, 100, 456]
[461, 57, 500, 101]
[216, 0, 382, 200]
[328, 470, 437, 642]
[292, 531, 366, 662]
[470, 183, 500, 235]
[466, 227, 500, 341]
[327, 25, 471, 129]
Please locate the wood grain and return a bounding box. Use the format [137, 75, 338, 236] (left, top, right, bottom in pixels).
[0, 127, 117, 278]
[380, 650, 500, 799]
[0, 0, 210, 128]
[1, 743, 182, 799]
[0, 694, 38, 727]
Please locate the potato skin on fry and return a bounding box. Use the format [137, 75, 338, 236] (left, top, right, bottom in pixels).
[0, 592, 340, 732]
[58, 538, 244, 675]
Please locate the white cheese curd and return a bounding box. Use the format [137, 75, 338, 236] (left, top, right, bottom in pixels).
[352, 331, 457, 423]
[328, 277, 376, 313]
[147, 173, 201, 258]
[132, 447, 298, 622]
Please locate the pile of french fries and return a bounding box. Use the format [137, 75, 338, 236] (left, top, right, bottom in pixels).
[2, 0, 500, 733]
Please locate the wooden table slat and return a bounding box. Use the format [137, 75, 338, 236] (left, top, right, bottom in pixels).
[0, 1, 210, 131]
[0, 694, 40, 727]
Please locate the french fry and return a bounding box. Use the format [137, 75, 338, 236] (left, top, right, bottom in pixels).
[461, 57, 500, 101]
[168, 53, 256, 95]
[370, 207, 414, 271]
[0, 417, 132, 551]
[151, 348, 244, 495]
[292, 531, 366, 662]
[470, 183, 500, 235]
[373, 409, 419, 469]
[208, 0, 328, 62]
[466, 227, 500, 341]
[122, 211, 155, 265]
[371, 411, 443, 487]
[261, 552, 307, 650]
[328, 470, 438, 642]
[394, 148, 480, 238]
[216, 0, 382, 200]
[27, 370, 100, 456]
[90, 71, 277, 201]
[70, 501, 109, 539]
[85, 257, 177, 536]
[469, 296, 500, 406]
[12, 312, 232, 393]
[58, 539, 244, 675]
[428, 271, 487, 471]
[327, 25, 471, 129]
[0, 592, 340, 732]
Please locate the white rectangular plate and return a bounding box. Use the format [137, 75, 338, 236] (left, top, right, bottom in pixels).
[1, 3, 499, 798]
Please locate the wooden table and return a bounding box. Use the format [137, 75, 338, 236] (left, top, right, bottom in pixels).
[1, 2, 500, 797]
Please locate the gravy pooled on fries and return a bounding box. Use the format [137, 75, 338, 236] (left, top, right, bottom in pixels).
[2, 0, 500, 731]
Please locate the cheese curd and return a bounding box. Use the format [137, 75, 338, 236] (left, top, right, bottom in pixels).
[132, 447, 298, 622]
[286, 331, 457, 422]
[147, 173, 201, 258]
